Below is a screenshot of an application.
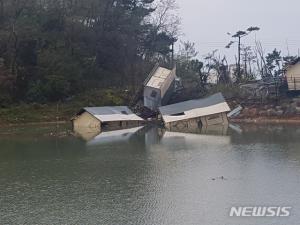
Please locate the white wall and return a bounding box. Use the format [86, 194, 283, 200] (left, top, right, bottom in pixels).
[286, 63, 300, 90]
[160, 67, 176, 97]
[144, 86, 161, 111]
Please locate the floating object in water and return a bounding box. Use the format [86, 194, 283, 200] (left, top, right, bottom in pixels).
[211, 176, 227, 181]
[228, 105, 243, 118]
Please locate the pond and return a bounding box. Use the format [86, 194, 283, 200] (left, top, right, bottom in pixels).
[0, 124, 300, 225]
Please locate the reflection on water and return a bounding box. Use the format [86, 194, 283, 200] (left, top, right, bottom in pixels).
[0, 124, 300, 225]
[160, 130, 231, 151]
[85, 127, 144, 146]
[77, 124, 229, 148]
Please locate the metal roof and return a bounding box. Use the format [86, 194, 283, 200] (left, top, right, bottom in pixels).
[82, 106, 144, 122]
[160, 93, 229, 115]
[159, 93, 230, 123]
[145, 67, 173, 89]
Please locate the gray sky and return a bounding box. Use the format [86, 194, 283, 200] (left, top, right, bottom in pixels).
[176, 0, 300, 63]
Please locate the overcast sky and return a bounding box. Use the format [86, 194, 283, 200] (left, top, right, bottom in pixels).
[176, 0, 300, 63]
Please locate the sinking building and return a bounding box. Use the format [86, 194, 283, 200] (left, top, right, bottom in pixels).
[159, 93, 230, 130]
[72, 106, 144, 133]
[144, 65, 176, 111]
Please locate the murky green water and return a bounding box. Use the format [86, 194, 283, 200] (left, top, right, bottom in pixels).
[0, 124, 300, 225]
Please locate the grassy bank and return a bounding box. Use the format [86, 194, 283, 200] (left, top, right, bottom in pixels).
[1, 85, 300, 126]
[0, 89, 129, 126]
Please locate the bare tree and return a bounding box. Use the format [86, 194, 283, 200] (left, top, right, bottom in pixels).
[241, 45, 257, 80]
[203, 50, 230, 84]
[178, 41, 198, 61]
[148, 0, 181, 66]
[150, 0, 181, 37]
[254, 41, 271, 79]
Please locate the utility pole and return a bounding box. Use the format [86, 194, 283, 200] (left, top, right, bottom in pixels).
[237, 36, 241, 81]
[171, 42, 174, 67]
[286, 39, 290, 56]
[170, 37, 177, 68]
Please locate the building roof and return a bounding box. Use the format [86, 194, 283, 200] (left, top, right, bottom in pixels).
[159, 93, 230, 123]
[145, 67, 173, 90]
[79, 106, 144, 122]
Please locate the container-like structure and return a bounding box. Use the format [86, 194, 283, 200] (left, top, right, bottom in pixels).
[159, 93, 230, 130]
[285, 58, 300, 91]
[144, 65, 176, 111]
[72, 106, 144, 133]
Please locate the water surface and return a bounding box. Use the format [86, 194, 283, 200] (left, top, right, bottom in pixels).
[0, 124, 300, 225]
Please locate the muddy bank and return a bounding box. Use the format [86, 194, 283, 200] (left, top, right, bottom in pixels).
[230, 117, 300, 124]
[229, 96, 300, 124]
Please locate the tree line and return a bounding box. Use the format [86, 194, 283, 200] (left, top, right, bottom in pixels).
[1, 1, 298, 107]
[0, 0, 179, 105]
[176, 26, 299, 94]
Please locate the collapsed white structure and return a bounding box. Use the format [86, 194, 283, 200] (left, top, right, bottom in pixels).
[159, 93, 230, 130]
[144, 65, 176, 111]
[72, 106, 144, 133]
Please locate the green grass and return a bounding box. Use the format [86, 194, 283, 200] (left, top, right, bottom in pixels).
[0, 88, 129, 125]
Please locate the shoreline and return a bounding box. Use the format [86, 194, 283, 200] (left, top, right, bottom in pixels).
[230, 117, 300, 124]
[0, 121, 69, 128]
[1, 117, 300, 128]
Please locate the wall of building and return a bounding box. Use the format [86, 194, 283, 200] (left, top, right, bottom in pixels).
[286, 63, 300, 91]
[160, 67, 176, 97]
[102, 121, 142, 131]
[165, 112, 228, 130]
[165, 117, 202, 131]
[201, 112, 228, 126]
[201, 124, 228, 136]
[144, 86, 161, 111]
[161, 80, 175, 106]
[73, 112, 101, 131]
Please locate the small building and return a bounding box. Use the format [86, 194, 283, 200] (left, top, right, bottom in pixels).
[72, 106, 144, 133]
[144, 65, 176, 111]
[285, 58, 300, 91]
[159, 93, 230, 130]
